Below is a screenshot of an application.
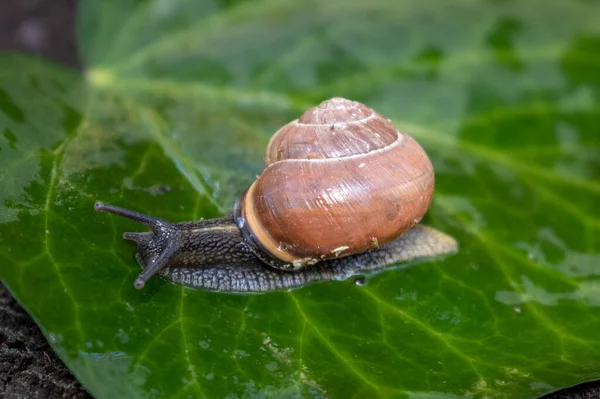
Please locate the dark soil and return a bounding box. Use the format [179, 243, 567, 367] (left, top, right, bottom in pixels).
[0, 285, 90, 399]
[0, 0, 598, 398]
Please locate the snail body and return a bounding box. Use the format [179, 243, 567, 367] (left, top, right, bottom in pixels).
[95, 98, 457, 292]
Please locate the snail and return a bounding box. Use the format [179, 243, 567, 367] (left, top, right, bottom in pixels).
[95, 97, 457, 292]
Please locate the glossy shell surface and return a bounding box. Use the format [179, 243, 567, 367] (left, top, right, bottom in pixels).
[240, 97, 434, 267]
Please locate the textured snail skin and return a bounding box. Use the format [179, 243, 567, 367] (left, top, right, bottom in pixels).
[158, 223, 457, 292]
[95, 202, 457, 292]
[240, 97, 434, 268]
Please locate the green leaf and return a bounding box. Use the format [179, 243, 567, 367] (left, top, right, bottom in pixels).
[2, 0, 600, 397]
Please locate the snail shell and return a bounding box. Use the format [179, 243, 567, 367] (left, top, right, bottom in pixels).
[236, 97, 434, 269]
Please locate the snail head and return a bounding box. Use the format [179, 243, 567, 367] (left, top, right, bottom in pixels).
[94, 202, 181, 289]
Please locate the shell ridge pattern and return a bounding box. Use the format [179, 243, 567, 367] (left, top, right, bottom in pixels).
[264, 131, 405, 168]
[291, 111, 377, 127]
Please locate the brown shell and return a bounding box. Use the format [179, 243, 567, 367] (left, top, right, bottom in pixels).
[239, 97, 434, 268]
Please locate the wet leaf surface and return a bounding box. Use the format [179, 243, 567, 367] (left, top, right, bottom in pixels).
[1, 0, 600, 397]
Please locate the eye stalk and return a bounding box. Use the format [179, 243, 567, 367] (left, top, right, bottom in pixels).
[94, 202, 181, 289]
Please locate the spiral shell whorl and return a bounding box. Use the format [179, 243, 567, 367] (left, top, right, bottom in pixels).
[297, 97, 372, 124]
[265, 97, 398, 164]
[243, 97, 435, 268]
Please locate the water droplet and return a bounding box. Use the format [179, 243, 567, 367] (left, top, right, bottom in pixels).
[354, 277, 367, 286]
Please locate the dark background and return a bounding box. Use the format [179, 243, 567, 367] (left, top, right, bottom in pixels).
[0, 1, 597, 398]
